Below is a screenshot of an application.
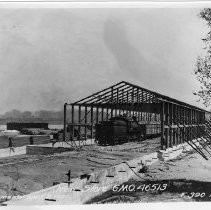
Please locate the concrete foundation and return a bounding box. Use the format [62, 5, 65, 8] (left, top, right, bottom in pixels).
[0, 139, 94, 159]
[0, 146, 26, 159]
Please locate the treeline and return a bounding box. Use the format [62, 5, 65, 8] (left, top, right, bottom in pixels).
[0, 109, 161, 125]
[0, 109, 64, 120]
[0, 109, 97, 124]
[0, 109, 90, 123]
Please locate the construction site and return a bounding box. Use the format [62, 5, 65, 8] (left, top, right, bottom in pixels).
[1, 81, 211, 205]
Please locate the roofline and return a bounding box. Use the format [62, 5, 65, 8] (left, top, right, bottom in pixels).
[68, 80, 211, 113]
[123, 81, 210, 113]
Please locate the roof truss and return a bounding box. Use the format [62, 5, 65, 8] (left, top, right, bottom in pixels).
[70, 81, 206, 112]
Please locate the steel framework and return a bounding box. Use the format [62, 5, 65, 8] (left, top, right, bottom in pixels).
[63, 81, 211, 158]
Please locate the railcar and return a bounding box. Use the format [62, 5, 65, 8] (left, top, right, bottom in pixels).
[95, 116, 161, 146]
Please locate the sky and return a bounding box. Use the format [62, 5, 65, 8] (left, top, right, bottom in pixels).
[0, 7, 209, 113]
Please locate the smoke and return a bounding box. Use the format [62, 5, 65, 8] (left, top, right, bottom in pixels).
[104, 18, 154, 77]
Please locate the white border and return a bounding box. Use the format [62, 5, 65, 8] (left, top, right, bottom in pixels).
[1, 1, 211, 210]
[0, 1, 211, 8]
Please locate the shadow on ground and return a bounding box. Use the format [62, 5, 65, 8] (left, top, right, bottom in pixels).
[86, 179, 211, 203]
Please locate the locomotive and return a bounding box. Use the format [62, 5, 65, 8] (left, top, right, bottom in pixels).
[95, 115, 161, 146]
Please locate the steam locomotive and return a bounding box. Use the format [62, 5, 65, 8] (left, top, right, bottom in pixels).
[95, 116, 161, 146]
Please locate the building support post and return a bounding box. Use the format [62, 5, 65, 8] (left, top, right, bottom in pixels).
[63, 103, 67, 143]
[71, 104, 75, 141]
[78, 105, 81, 146]
[85, 106, 87, 140]
[160, 101, 165, 150]
[90, 106, 94, 142]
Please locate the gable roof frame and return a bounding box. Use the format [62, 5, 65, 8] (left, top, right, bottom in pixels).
[68, 81, 209, 113]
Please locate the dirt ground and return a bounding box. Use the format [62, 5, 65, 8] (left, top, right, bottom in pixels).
[0, 138, 160, 198]
[1, 136, 210, 203]
[87, 149, 211, 203]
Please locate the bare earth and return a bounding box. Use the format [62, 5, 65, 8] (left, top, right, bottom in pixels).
[87, 149, 211, 203]
[1, 137, 211, 203]
[0, 138, 160, 197]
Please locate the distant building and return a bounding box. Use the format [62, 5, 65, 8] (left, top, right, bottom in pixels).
[7, 122, 48, 131]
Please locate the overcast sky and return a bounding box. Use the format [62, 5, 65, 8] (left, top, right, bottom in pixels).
[0, 8, 208, 113]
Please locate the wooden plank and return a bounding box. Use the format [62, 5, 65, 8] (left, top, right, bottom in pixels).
[90, 107, 93, 139]
[101, 108, 104, 122]
[85, 106, 87, 140]
[160, 101, 165, 150]
[111, 87, 114, 118]
[106, 108, 109, 120]
[78, 106, 81, 146]
[63, 103, 67, 142]
[96, 107, 99, 123]
[165, 102, 169, 148]
[71, 105, 75, 141]
[169, 103, 172, 147]
[172, 104, 175, 146]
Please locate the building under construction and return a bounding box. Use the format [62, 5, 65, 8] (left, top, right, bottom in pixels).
[63, 81, 211, 159]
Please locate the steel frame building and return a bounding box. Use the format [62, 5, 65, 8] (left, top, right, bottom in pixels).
[63, 81, 211, 156]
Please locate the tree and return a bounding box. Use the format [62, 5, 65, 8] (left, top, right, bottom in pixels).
[194, 8, 211, 107]
[3, 109, 22, 118]
[22, 111, 32, 118]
